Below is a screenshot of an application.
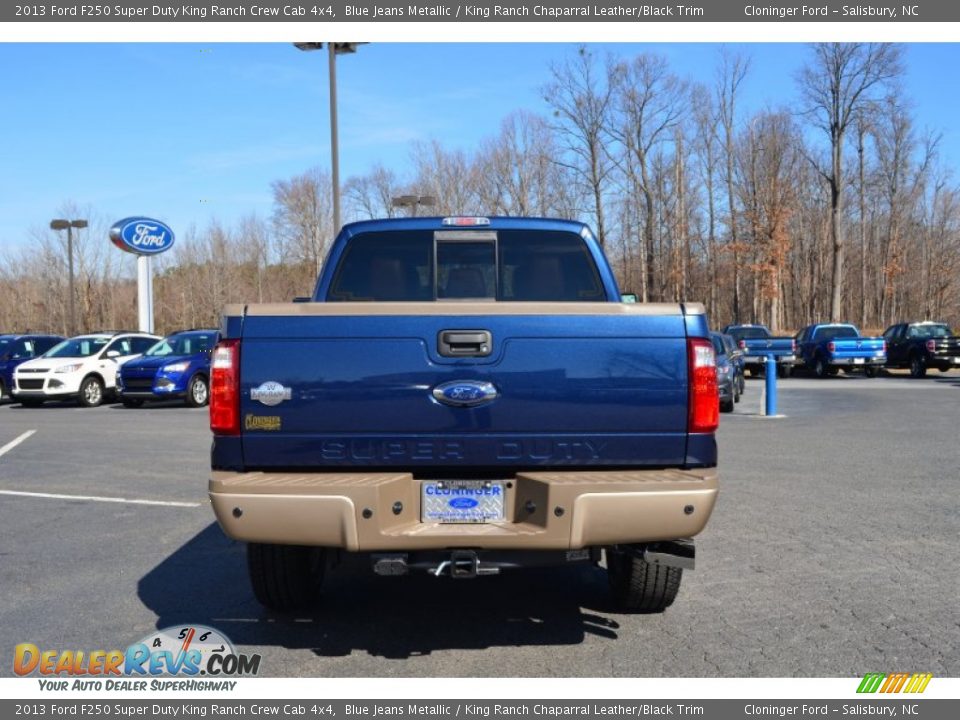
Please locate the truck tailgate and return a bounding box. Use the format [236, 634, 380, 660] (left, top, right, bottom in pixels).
[830, 337, 885, 359]
[235, 302, 692, 470]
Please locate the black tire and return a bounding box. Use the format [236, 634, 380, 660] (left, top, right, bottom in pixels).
[186, 374, 209, 408]
[864, 366, 879, 378]
[777, 364, 792, 379]
[247, 543, 326, 611]
[606, 545, 682, 613]
[720, 397, 734, 413]
[733, 382, 741, 404]
[813, 356, 828, 378]
[77, 376, 105, 407]
[909, 354, 927, 378]
[0, 380, 7, 403]
[122, 398, 144, 408]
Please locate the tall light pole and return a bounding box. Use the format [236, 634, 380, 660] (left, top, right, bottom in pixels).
[50, 218, 87, 336]
[294, 42, 364, 235]
[392, 195, 437, 217]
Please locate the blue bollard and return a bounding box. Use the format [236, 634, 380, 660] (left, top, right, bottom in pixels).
[765, 354, 777, 416]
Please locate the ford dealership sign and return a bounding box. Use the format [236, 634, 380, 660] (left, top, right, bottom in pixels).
[109, 217, 175, 255]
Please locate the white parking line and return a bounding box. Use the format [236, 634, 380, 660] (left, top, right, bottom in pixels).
[0, 489, 201, 508]
[0, 430, 37, 458]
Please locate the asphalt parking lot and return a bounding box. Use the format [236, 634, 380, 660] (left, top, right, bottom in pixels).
[1, 372, 958, 677]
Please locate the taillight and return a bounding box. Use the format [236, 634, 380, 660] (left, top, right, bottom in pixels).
[791, 339, 797, 353]
[926, 339, 936, 352]
[738, 339, 746, 350]
[210, 339, 240, 435]
[688, 338, 719, 433]
[827, 341, 836, 353]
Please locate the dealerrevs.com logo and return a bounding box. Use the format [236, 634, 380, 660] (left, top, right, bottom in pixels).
[14, 625, 261, 691]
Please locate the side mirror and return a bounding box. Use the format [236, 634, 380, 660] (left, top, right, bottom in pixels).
[621, 293, 638, 304]
[292, 296, 311, 304]
[106, 350, 121, 359]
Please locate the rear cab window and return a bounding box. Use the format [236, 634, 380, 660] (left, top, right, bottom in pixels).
[729, 326, 769, 341]
[813, 325, 859, 341]
[908, 323, 952, 339]
[327, 230, 605, 302]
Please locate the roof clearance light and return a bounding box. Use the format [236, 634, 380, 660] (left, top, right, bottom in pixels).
[441, 217, 491, 227]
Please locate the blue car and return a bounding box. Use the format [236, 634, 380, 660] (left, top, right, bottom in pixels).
[117, 329, 219, 407]
[0, 333, 64, 402]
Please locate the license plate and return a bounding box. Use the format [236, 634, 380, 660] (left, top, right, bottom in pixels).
[421, 481, 505, 523]
[853, 358, 864, 365]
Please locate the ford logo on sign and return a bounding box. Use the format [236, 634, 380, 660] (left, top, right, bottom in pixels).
[449, 497, 479, 510]
[109, 217, 175, 255]
[432, 380, 498, 408]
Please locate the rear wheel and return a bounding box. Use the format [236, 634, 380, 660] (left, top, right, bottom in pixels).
[247, 543, 326, 611]
[186, 375, 209, 408]
[909, 354, 927, 378]
[0, 380, 7, 403]
[720, 397, 734, 413]
[606, 545, 682, 613]
[813, 356, 828, 378]
[864, 366, 879, 378]
[777, 365, 792, 379]
[77, 376, 104, 407]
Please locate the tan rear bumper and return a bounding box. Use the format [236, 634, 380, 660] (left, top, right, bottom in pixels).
[209, 468, 718, 552]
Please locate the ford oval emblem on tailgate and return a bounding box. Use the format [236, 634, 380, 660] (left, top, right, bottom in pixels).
[432, 380, 498, 408]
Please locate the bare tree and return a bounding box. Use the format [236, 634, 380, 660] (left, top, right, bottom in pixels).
[271, 167, 334, 277]
[799, 42, 904, 321]
[737, 112, 801, 332]
[344, 164, 402, 220]
[543, 46, 616, 246]
[609, 52, 688, 301]
[692, 84, 720, 318]
[716, 48, 750, 322]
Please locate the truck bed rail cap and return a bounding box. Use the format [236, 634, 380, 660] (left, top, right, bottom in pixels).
[236, 302, 693, 317]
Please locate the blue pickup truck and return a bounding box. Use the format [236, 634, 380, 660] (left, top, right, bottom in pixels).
[795, 323, 886, 378]
[721, 324, 797, 377]
[208, 216, 720, 614]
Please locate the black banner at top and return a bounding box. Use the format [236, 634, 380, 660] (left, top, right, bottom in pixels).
[2, 1, 951, 23]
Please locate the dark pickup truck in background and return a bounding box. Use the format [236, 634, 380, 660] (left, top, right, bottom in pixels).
[721, 324, 797, 377]
[208, 216, 720, 615]
[882, 321, 960, 377]
[795, 323, 886, 378]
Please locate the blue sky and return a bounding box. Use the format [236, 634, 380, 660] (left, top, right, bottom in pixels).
[2, 42, 960, 251]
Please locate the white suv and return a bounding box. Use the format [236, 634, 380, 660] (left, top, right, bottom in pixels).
[14, 332, 159, 407]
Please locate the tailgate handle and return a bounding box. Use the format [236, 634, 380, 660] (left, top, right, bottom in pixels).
[438, 330, 492, 357]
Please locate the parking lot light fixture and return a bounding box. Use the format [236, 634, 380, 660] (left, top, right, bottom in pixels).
[392, 195, 437, 217]
[50, 218, 88, 336]
[294, 42, 365, 236]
